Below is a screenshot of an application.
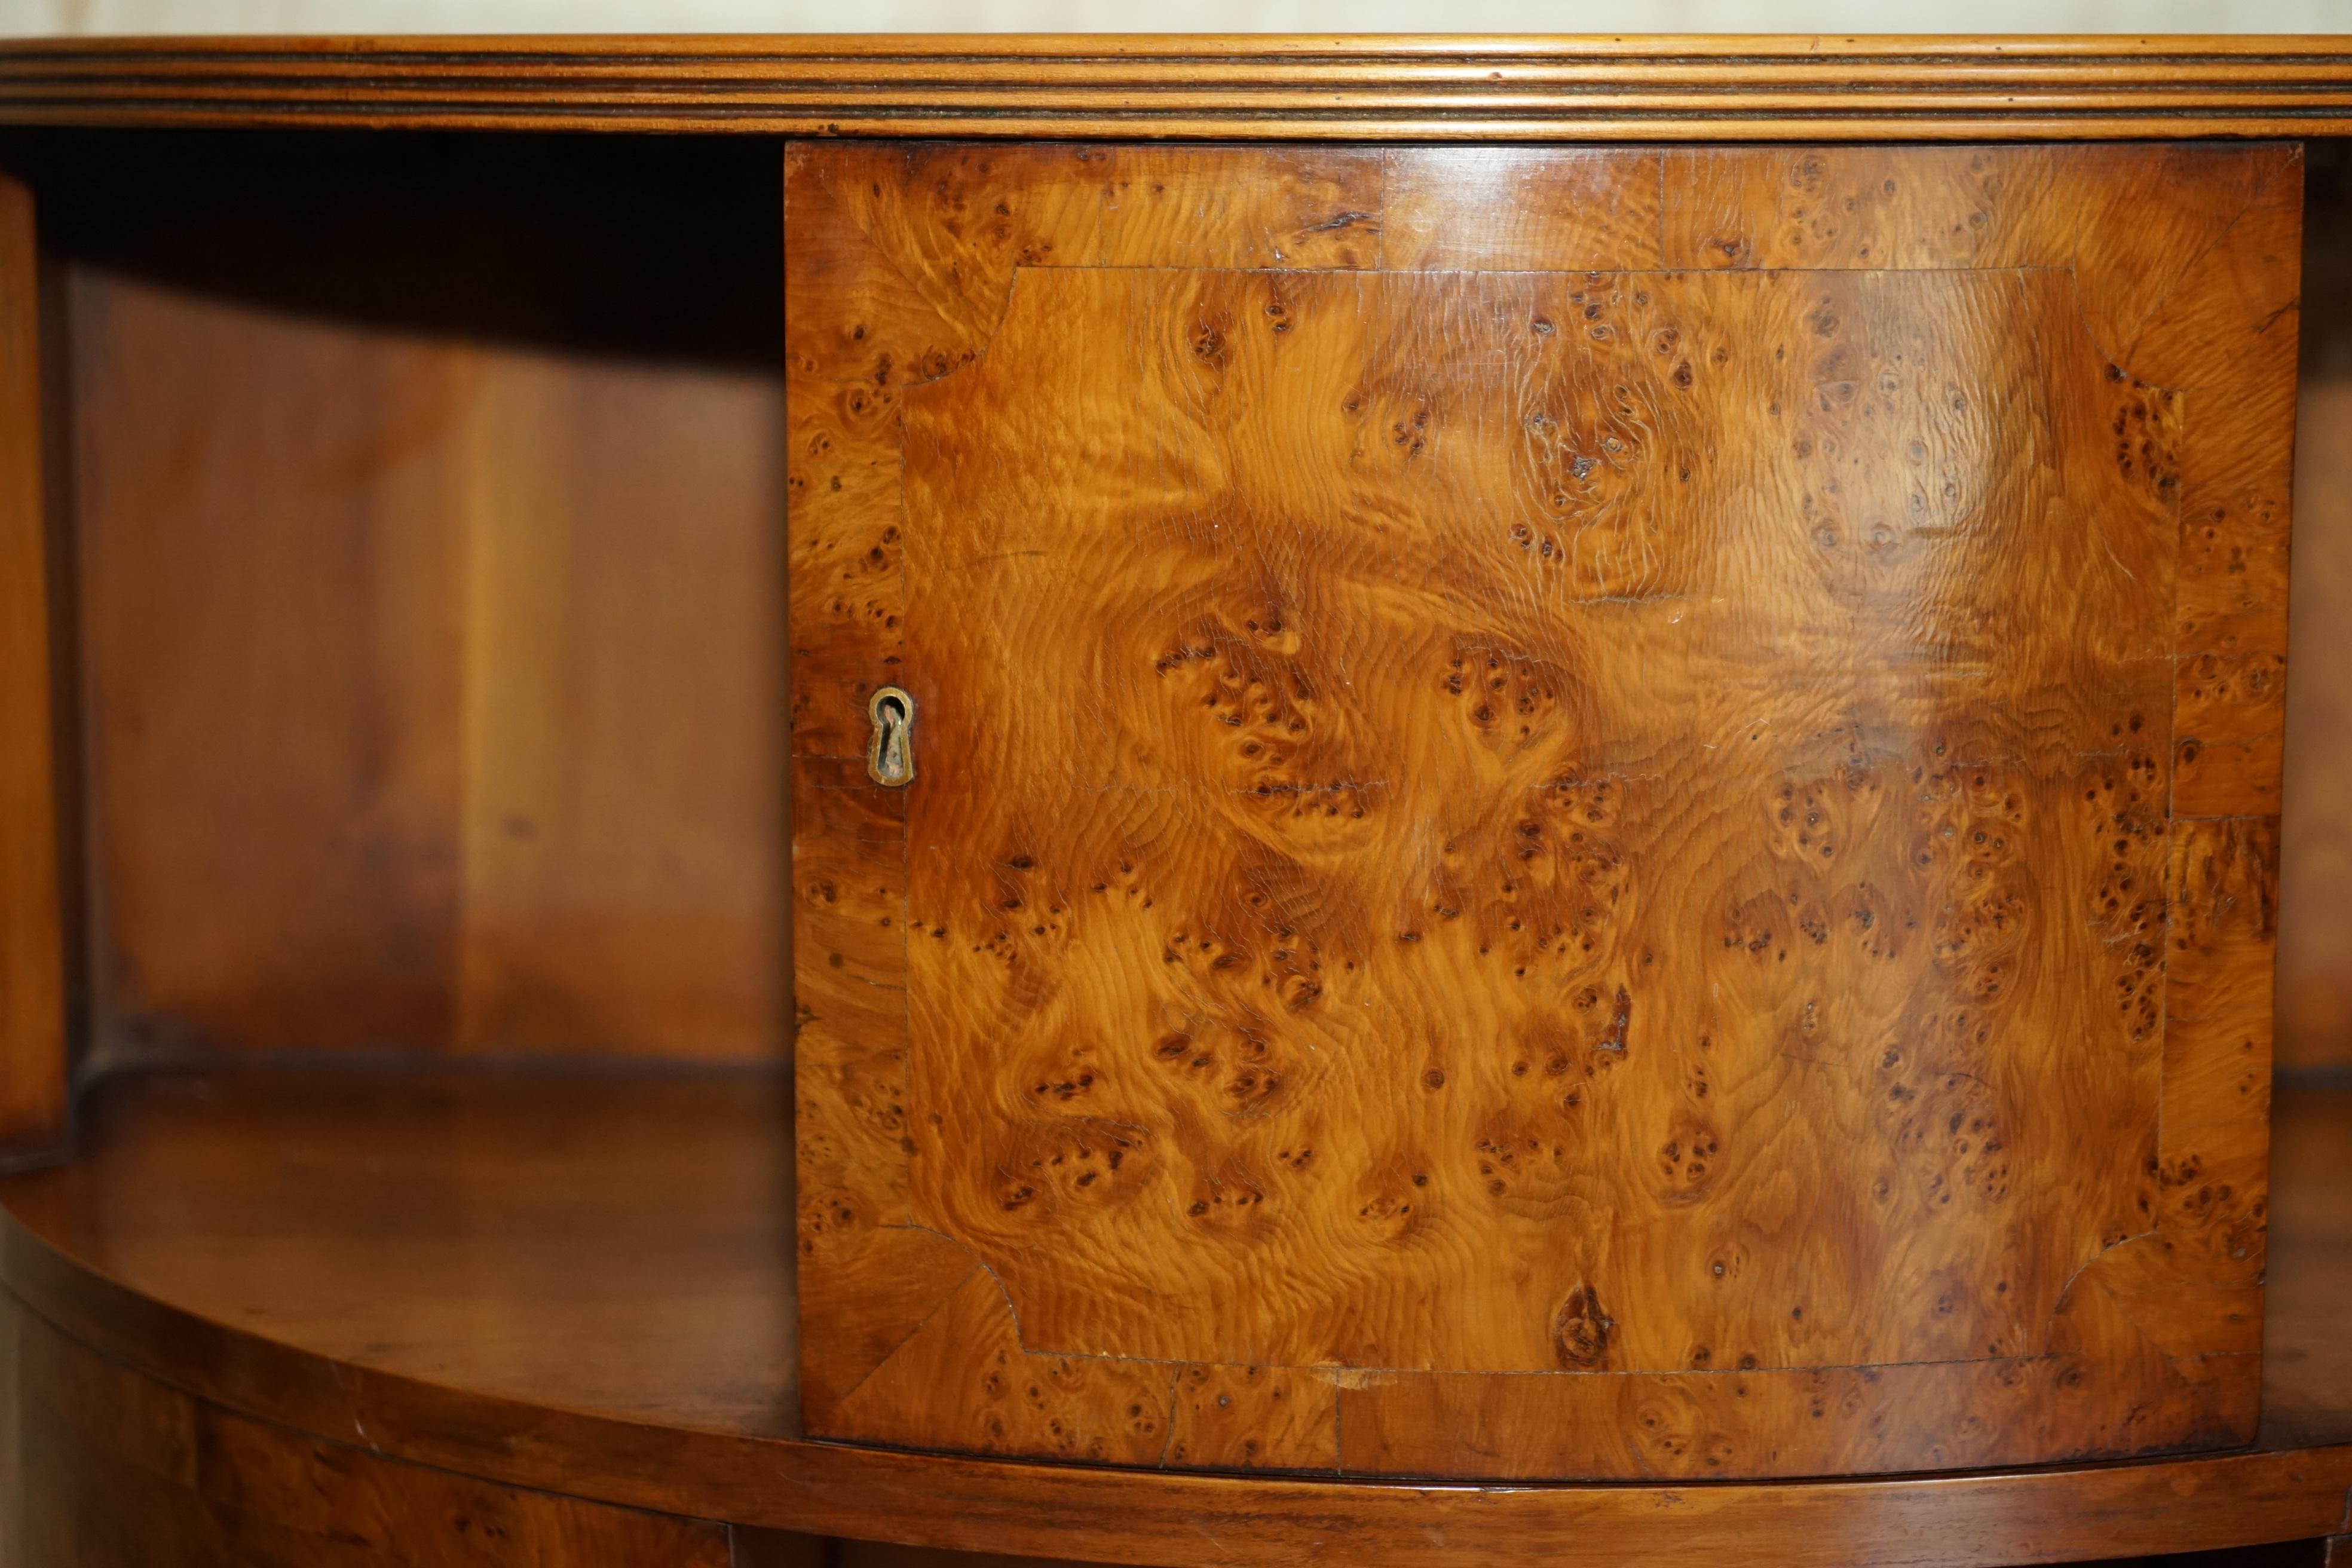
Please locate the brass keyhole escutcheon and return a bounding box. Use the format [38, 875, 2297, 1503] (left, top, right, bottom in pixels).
[866, 686, 915, 787]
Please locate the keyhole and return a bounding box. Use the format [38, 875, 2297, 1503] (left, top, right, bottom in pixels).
[867, 686, 915, 787]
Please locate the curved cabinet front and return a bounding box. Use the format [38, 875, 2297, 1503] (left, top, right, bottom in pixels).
[786, 142, 2296, 1482]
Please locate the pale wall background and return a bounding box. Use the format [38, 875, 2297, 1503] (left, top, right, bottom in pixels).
[9, 0, 2351, 35]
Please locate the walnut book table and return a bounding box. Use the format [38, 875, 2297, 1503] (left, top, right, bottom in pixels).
[0, 33, 2345, 1568]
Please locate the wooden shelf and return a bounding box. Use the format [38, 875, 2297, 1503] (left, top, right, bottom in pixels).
[1, 1066, 2347, 1566]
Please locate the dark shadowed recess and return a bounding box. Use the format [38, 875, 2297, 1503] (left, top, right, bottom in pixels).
[0, 126, 784, 369]
[760, 1539, 2349, 1567]
[2087, 1548, 2335, 1568]
[2303, 140, 2352, 379]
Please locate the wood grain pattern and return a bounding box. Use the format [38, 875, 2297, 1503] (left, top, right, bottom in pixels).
[786, 142, 1385, 1431]
[7, 1070, 2352, 1566]
[2, 1071, 801, 1438]
[790, 142, 2299, 1480]
[1381, 148, 1661, 271]
[69, 271, 786, 1060]
[17, 36, 2352, 140]
[0, 170, 66, 1161]
[0, 1287, 736, 1568]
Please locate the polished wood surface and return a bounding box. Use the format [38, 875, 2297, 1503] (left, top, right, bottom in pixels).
[4, 1071, 800, 1434]
[0, 78, 2340, 1562]
[15, 37, 2352, 139]
[4, 1069, 2350, 1566]
[789, 141, 2298, 1481]
[0, 170, 65, 1164]
[65, 271, 786, 1061]
[0, 1288, 737, 1567]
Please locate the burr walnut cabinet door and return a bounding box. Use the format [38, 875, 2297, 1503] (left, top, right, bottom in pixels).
[788, 142, 2296, 1481]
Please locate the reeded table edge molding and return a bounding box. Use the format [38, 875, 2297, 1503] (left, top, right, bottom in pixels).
[7, 34, 2352, 137]
[4, 1200, 2350, 1567]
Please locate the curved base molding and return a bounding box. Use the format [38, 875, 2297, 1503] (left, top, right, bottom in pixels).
[3, 1070, 2346, 1567]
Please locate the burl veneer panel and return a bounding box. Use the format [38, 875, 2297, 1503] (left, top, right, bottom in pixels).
[789, 143, 2296, 1480]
